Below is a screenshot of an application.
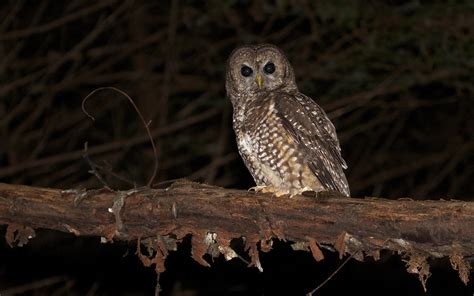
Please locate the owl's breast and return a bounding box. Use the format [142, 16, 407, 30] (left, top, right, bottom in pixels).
[233, 96, 278, 184]
[233, 93, 323, 192]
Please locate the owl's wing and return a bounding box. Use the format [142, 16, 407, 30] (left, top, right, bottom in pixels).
[273, 92, 350, 196]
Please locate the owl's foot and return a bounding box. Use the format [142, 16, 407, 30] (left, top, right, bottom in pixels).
[249, 186, 289, 197]
[288, 186, 315, 198]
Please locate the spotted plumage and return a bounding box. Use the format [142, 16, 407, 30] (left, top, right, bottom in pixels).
[225, 44, 350, 197]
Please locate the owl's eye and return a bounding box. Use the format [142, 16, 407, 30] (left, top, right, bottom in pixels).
[240, 66, 253, 77]
[263, 62, 275, 74]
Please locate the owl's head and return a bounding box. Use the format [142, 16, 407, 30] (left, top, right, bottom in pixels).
[225, 44, 297, 99]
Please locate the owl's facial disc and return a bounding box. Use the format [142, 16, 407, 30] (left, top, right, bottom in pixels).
[225, 44, 297, 97]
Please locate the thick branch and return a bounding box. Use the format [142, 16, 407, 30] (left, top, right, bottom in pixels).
[0, 181, 472, 282]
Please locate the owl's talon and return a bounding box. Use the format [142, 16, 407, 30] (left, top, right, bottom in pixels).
[288, 187, 315, 198]
[249, 186, 289, 197]
[273, 190, 289, 198]
[248, 185, 268, 192]
[249, 185, 277, 194]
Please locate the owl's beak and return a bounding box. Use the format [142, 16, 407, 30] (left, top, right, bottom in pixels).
[255, 73, 264, 88]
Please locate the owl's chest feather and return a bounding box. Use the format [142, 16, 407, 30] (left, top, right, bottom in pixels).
[233, 98, 275, 171]
[234, 97, 279, 155]
[234, 97, 298, 184]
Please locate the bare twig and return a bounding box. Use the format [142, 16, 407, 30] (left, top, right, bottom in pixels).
[83, 142, 111, 189]
[81, 87, 159, 188]
[306, 252, 357, 296]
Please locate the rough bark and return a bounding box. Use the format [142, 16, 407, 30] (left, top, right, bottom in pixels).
[0, 181, 472, 287]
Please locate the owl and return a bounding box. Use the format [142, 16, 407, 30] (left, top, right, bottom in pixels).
[225, 44, 350, 197]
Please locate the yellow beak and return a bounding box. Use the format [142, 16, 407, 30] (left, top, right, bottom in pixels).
[255, 73, 263, 88]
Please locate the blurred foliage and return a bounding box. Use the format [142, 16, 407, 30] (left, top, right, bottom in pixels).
[0, 0, 473, 199]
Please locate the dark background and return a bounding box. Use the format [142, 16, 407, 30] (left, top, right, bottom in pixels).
[0, 1, 473, 295]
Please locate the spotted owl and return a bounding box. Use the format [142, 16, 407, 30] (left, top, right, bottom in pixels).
[225, 44, 350, 197]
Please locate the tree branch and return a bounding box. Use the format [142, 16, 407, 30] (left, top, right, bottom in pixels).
[0, 181, 472, 285]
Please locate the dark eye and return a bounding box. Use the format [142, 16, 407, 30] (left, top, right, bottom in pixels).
[263, 62, 275, 74]
[240, 66, 253, 77]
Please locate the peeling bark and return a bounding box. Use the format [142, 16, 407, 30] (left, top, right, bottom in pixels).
[0, 181, 472, 284]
